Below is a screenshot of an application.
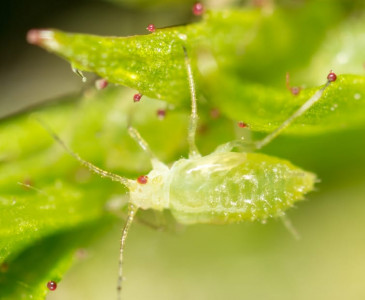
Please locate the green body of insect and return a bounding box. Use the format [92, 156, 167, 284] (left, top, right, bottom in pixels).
[129, 151, 315, 224]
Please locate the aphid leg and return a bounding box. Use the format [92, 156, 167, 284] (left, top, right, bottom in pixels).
[127, 126, 166, 169]
[117, 203, 138, 300]
[37, 119, 132, 187]
[255, 80, 332, 150]
[183, 46, 201, 158]
[280, 215, 301, 240]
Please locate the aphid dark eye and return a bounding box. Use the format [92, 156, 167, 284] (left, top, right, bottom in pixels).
[47, 281, 57, 291]
[238, 121, 248, 128]
[133, 93, 143, 102]
[157, 109, 166, 119]
[95, 78, 108, 90]
[192, 2, 204, 16]
[146, 24, 156, 33]
[327, 71, 337, 82]
[137, 175, 148, 184]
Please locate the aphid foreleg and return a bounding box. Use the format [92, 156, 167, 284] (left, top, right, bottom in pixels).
[37, 119, 132, 187]
[117, 203, 138, 300]
[127, 126, 166, 169]
[255, 80, 332, 150]
[183, 46, 201, 159]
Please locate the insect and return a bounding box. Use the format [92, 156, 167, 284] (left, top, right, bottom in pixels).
[44, 46, 336, 299]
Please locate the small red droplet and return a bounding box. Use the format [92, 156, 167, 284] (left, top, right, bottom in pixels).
[238, 121, 248, 128]
[95, 78, 108, 90]
[210, 108, 220, 119]
[157, 109, 166, 119]
[290, 86, 301, 96]
[193, 2, 204, 16]
[133, 93, 143, 102]
[146, 24, 156, 33]
[47, 281, 57, 291]
[327, 71, 337, 82]
[137, 175, 148, 184]
[0, 262, 9, 273]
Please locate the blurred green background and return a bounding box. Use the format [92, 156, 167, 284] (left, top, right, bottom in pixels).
[1, 0, 365, 300]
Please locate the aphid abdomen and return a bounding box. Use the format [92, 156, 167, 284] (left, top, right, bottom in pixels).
[168, 152, 316, 224]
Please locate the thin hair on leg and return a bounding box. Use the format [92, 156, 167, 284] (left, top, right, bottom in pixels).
[117, 204, 138, 300]
[182, 46, 201, 159]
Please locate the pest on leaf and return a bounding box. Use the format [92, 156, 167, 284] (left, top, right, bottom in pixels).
[40, 38, 337, 298]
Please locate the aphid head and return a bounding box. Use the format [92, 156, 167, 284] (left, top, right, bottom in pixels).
[128, 164, 170, 211]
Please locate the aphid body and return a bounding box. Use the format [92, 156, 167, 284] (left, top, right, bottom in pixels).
[129, 151, 315, 224]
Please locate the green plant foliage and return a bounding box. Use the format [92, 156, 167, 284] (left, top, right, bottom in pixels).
[1, 1, 365, 299]
[0, 219, 113, 300]
[30, 7, 365, 133]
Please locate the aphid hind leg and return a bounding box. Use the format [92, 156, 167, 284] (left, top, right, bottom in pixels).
[255, 80, 332, 150]
[183, 46, 201, 159]
[117, 203, 138, 300]
[215, 74, 336, 154]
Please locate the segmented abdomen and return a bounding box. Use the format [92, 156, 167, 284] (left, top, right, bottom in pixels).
[168, 152, 316, 224]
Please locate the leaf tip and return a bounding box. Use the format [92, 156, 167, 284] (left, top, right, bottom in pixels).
[26, 29, 59, 51]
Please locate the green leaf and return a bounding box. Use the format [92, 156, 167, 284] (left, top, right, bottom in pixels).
[207, 74, 365, 134]
[28, 7, 365, 134]
[0, 219, 113, 300]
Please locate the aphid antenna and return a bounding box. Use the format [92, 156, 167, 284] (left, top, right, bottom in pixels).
[255, 80, 332, 150]
[280, 215, 301, 240]
[182, 46, 201, 159]
[35, 117, 132, 188]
